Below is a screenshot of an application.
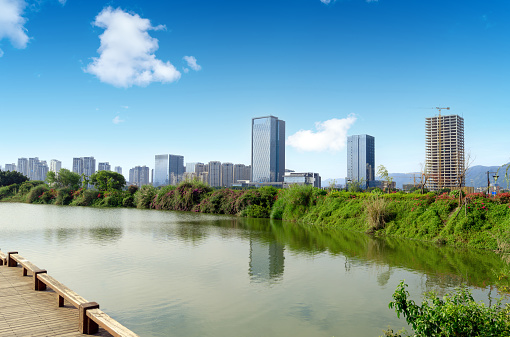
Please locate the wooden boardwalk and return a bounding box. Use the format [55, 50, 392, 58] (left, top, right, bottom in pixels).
[0, 265, 112, 337]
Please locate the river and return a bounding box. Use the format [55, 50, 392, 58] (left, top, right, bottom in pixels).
[0, 203, 507, 336]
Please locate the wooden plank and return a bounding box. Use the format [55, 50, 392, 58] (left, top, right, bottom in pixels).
[37, 273, 89, 308]
[87, 309, 140, 337]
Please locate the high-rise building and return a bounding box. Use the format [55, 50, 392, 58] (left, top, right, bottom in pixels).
[98, 162, 111, 171]
[221, 162, 234, 187]
[425, 114, 465, 191]
[154, 154, 185, 187]
[73, 157, 96, 178]
[283, 172, 321, 188]
[129, 166, 150, 187]
[208, 161, 221, 187]
[186, 162, 201, 173]
[234, 164, 251, 183]
[114, 166, 122, 175]
[28, 157, 40, 180]
[4, 163, 16, 172]
[347, 134, 375, 189]
[194, 163, 206, 176]
[17, 158, 28, 177]
[37, 161, 49, 181]
[50, 160, 61, 173]
[251, 116, 285, 183]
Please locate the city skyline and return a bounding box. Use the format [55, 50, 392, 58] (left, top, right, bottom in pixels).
[1, 0, 509, 179]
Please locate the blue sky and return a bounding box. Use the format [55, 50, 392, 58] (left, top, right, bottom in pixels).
[1, 0, 509, 180]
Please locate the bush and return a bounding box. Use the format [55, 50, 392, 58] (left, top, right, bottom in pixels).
[134, 185, 157, 209]
[123, 196, 135, 207]
[365, 196, 390, 234]
[387, 280, 510, 336]
[55, 188, 74, 205]
[19, 180, 45, 195]
[127, 185, 139, 195]
[0, 184, 19, 199]
[70, 190, 98, 206]
[26, 185, 49, 203]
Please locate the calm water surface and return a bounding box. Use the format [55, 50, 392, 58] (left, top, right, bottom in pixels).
[0, 203, 507, 336]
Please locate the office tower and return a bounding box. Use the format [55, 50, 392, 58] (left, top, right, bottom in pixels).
[98, 162, 111, 171]
[114, 166, 122, 175]
[425, 114, 464, 191]
[251, 116, 285, 183]
[50, 160, 61, 173]
[129, 166, 150, 187]
[208, 161, 221, 187]
[221, 162, 234, 187]
[154, 154, 185, 187]
[17, 158, 28, 177]
[347, 134, 375, 189]
[5, 163, 16, 172]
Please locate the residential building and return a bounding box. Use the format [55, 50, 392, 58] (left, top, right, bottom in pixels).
[37, 161, 49, 181]
[4, 163, 16, 172]
[347, 134, 375, 189]
[153, 154, 185, 187]
[73, 157, 96, 178]
[28, 157, 40, 180]
[283, 172, 321, 188]
[208, 161, 221, 187]
[49, 160, 61, 173]
[186, 162, 202, 173]
[221, 162, 234, 187]
[234, 164, 250, 183]
[195, 163, 207, 176]
[73, 158, 84, 175]
[114, 166, 122, 175]
[17, 158, 28, 177]
[98, 162, 111, 171]
[251, 116, 285, 183]
[129, 166, 150, 187]
[425, 114, 465, 191]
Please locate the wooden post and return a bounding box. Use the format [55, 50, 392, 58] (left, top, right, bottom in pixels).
[7, 252, 18, 267]
[33, 269, 47, 291]
[79, 302, 99, 334]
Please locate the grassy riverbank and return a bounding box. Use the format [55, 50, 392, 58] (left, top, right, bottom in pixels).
[2, 180, 510, 250]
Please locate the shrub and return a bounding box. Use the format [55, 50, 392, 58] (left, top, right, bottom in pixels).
[128, 185, 139, 195]
[55, 188, 74, 205]
[26, 185, 49, 203]
[122, 196, 135, 207]
[70, 190, 98, 206]
[364, 196, 390, 234]
[0, 184, 18, 199]
[19, 180, 45, 195]
[388, 280, 510, 336]
[134, 185, 157, 209]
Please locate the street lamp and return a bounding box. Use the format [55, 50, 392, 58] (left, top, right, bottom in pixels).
[346, 179, 351, 192]
[487, 171, 499, 196]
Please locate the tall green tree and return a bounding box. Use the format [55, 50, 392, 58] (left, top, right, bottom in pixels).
[46, 169, 81, 189]
[377, 165, 393, 194]
[0, 170, 29, 187]
[89, 171, 126, 191]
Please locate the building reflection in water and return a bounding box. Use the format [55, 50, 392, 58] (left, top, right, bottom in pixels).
[249, 238, 285, 283]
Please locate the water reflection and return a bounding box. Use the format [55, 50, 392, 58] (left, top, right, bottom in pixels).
[249, 239, 285, 283]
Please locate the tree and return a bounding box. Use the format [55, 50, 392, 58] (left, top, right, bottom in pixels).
[419, 163, 430, 194]
[89, 171, 126, 191]
[0, 170, 29, 187]
[377, 165, 393, 194]
[46, 169, 81, 189]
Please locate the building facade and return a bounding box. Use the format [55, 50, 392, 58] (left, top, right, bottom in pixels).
[17, 158, 28, 177]
[73, 157, 96, 178]
[114, 166, 122, 175]
[98, 162, 111, 171]
[129, 166, 150, 187]
[221, 162, 234, 187]
[251, 116, 285, 183]
[50, 160, 61, 173]
[153, 154, 185, 187]
[283, 172, 321, 188]
[4, 163, 16, 172]
[425, 114, 465, 191]
[208, 161, 221, 187]
[347, 134, 375, 189]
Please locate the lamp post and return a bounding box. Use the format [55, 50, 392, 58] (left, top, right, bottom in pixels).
[487, 171, 499, 196]
[346, 179, 351, 192]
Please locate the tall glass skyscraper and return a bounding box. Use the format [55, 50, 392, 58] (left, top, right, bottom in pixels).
[154, 154, 185, 187]
[251, 116, 285, 183]
[347, 134, 375, 188]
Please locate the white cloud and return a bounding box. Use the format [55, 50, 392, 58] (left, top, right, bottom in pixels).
[58, 0, 66, 5]
[287, 115, 356, 152]
[121, 105, 128, 109]
[113, 115, 124, 124]
[320, 0, 331, 3]
[182, 67, 189, 73]
[0, 49, 3, 57]
[183, 55, 201, 71]
[0, 0, 30, 56]
[85, 7, 181, 88]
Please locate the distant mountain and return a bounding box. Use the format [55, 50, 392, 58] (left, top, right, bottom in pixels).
[321, 163, 510, 189]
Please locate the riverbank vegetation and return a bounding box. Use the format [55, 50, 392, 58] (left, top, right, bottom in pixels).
[1, 171, 510, 250]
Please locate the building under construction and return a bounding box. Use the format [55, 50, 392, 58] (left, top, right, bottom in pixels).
[425, 113, 465, 191]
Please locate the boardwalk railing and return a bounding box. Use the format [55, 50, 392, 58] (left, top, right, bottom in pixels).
[0, 248, 139, 337]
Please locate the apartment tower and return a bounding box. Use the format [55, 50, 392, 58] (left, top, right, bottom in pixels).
[425, 114, 464, 191]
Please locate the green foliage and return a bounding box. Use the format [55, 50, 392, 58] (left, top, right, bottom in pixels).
[70, 189, 99, 206]
[122, 195, 135, 207]
[134, 185, 157, 209]
[127, 185, 139, 195]
[388, 280, 510, 336]
[0, 184, 19, 199]
[89, 171, 126, 191]
[26, 185, 49, 203]
[0, 170, 29, 187]
[46, 169, 81, 189]
[19, 180, 45, 194]
[54, 188, 74, 205]
[365, 196, 390, 234]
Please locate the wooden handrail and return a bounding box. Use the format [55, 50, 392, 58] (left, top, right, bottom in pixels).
[0, 249, 139, 336]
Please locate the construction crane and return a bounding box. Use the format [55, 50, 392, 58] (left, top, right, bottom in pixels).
[435, 107, 450, 190]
